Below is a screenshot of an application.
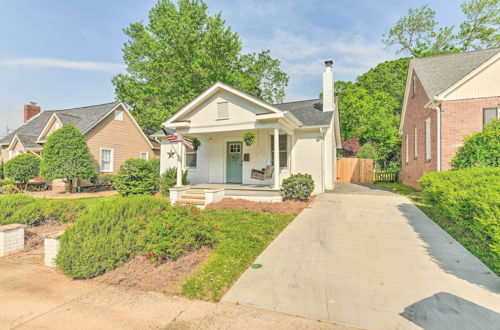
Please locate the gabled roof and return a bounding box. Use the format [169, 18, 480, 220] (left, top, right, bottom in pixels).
[411, 47, 500, 98]
[274, 99, 333, 126]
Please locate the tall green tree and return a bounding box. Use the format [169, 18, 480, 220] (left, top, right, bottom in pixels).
[382, 0, 499, 57]
[40, 125, 95, 193]
[4, 154, 40, 191]
[113, 0, 288, 130]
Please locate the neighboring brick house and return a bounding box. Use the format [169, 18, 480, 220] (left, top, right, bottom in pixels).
[400, 48, 500, 188]
[0, 101, 160, 190]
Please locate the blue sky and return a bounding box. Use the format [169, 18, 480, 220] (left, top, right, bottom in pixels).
[0, 0, 464, 132]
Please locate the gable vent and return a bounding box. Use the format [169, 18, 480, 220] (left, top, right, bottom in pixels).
[217, 101, 229, 119]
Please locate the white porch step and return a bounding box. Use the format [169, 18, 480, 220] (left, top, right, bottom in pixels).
[176, 199, 205, 206]
[182, 194, 205, 200]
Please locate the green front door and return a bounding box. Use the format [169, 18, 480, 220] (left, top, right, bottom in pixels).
[226, 142, 242, 183]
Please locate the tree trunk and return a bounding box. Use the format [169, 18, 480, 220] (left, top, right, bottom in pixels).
[66, 179, 73, 194]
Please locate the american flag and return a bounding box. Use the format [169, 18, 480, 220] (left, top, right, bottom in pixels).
[162, 128, 194, 150]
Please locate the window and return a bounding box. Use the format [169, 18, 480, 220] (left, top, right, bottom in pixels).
[114, 109, 124, 121]
[425, 118, 431, 161]
[100, 148, 114, 172]
[140, 151, 149, 160]
[414, 127, 418, 159]
[186, 149, 197, 168]
[483, 107, 498, 127]
[270, 134, 288, 168]
[216, 101, 229, 119]
[405, 134, 409, 164]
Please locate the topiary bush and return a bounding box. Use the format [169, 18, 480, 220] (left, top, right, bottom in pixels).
[357, 143, 377, 159]
[159, 167, 190, 195]
[281, 173, 314, 201]
[451, 119, 500, 169]
[419, 167, 500, 274]
[4, 154, 41, 191]
[113, 159, 159, 196]
[56, 195, 171, 279]
[140, 206, 216, 262]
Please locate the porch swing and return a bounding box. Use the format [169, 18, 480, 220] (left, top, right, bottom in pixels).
[250, 130, 274, 181]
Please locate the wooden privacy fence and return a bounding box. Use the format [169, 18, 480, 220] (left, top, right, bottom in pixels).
[336, 158, 374, 184]
[374, 171, 399, 183]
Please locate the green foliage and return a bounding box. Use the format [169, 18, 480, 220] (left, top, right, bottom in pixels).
[0, 161, 4, 179]
[243, 131, 256, 146]
[113, 159, 159, 196]
[419, 168, 500, 274]
[56, 196, 171, 279]
[40, 125, 95, 192]
[357, 143, 378, 159]
[281, 173, 314, 201]
[90, 174, 115, 191]
[382, 0, 499, 56]
[43, 199, 86, 223]
[112, 0, 288, 130]
[159, 167, 189, 194]
[4, 154, 41, 191]
[191, 137, 201, 150]
[451, 119, 500, 169]
[181, 210, 294, 301]
[140, 206, 216, 262]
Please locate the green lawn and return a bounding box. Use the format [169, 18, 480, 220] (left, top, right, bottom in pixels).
[374, 182, 499, 275]
[181, 210, 295, 301]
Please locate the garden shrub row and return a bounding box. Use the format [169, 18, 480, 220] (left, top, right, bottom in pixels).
[56, 195, 215, 279]
[0, 194, 87, 226]
[419, 167, 500, 274]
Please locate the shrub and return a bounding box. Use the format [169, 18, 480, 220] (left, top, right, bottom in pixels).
[159, 167, 190, 194]
[4, 154, 40, 191]
[1, 183, 18, 194]
[451, 119, 500, 169]
[0, 161, 4, 179]
[113, 159, 158, 196]
[56, 195, 171, 279]
[40, 125, 95, 193]
[419, 168, 500, 274]
[0, 195, 43, 225]
[43, 199, 86, 223]
[140, 206, 216, 262]
[281, 173, 314, 201]
[357, 143, 377, 159]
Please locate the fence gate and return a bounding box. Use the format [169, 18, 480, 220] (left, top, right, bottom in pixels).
[336, 158, 374, 184]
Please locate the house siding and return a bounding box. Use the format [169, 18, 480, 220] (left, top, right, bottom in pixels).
[85, 106, 158, 174]
[292, 129, 324, 194]
[401, 72, 437, 189]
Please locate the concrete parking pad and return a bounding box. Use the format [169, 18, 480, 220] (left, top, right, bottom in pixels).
[223, 191, 500, 329]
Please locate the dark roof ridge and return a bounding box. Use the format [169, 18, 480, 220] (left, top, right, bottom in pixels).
[47, 100, 120, 112]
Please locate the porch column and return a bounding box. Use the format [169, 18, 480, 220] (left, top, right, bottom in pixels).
[273, 128, 280, 190]
[176, 142, 183, 187]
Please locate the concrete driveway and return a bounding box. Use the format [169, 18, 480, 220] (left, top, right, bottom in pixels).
[223, 185, 500, 329]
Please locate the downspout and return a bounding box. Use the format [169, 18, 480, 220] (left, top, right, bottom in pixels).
[320, 127, 326, 192]
[434, 101, 442, 172]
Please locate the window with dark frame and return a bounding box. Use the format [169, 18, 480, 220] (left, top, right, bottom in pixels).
[270, 135, 288, 168]
[483, 107, 498, 127]
[186, 149, 197, 168]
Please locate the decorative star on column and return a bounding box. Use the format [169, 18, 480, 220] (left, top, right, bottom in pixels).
[167, 151, 176, 159]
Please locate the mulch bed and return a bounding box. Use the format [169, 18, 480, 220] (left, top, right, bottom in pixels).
[205, 196, 315, 214]
[93, 246, 212, 295]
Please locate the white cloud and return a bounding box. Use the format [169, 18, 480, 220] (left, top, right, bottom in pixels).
[0, 57, 125, 72]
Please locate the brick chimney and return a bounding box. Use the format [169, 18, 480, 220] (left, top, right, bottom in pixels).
[322, 60, 334, 112]
[24, 102, 41, 122]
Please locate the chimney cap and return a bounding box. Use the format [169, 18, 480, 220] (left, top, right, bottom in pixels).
[29, 102, 37, 106]
[325, 60, 333, 67]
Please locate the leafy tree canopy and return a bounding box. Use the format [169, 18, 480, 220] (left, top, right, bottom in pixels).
[382, 0, 499, 57]
[113, 0, 289, 130]
[4, 154, 40, 191]
[40, 125, 95, 192]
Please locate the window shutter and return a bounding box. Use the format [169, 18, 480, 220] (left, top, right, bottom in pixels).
[217, 102, 229, 119]
[425, 118, 431, 161]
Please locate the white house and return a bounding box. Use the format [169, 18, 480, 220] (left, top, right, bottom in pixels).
[153, 61, 341, 204]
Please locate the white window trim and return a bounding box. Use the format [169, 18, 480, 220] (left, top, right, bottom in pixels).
[140, 151, 149, 160]
[425, 118, 431, 161]
[405, 134, 409, 164]
[414, 127, 418, 159]
[114, 109, 124, 121]
[270, 134, 289, 169]
[100, 147, 114, 173]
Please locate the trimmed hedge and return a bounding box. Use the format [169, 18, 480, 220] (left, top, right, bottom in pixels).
[113, 159, 159, 196]
[419, 168, 500, 274]
[56, 196, 171, 279]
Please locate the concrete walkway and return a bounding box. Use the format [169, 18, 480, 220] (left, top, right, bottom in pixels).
[223, 187, 500, 329]
[0, 258, 354, 330]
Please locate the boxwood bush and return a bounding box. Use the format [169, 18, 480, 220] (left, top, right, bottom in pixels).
[419, 167, 500, 273]
[282, 173, 314, 201]
[113, 159, 159, 196]
[56, 196, 171, 279]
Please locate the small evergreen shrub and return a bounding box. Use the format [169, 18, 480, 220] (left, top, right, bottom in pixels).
[282, 173, 314, 201]
[451, 119, 499, 169]
[56, 195, 171, 279]
[419, 167, 500, 274]
[113, 159, 159, 196]
[0, 195, 43, 225]
[140, 206, 216, 262]
[159, 167, 190, 195]
[43, 199, 86, 223]
[357, 143, 377, 159]
[4, 154, 41, 191]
